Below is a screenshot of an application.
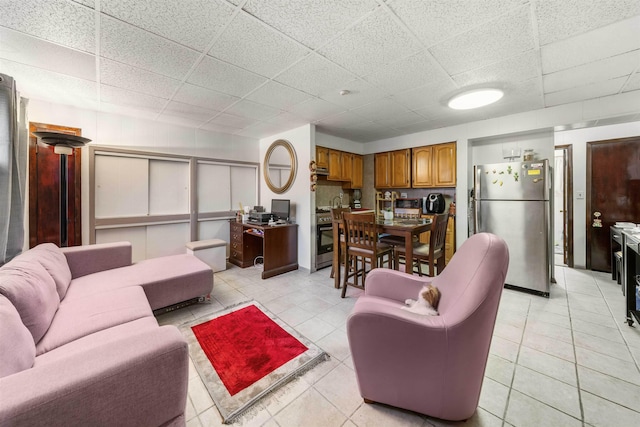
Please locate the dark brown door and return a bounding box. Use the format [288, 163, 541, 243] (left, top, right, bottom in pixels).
[28, 122, 82, 248]
[587, 136, 640, 272]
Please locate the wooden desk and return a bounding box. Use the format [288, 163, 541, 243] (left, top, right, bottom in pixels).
[229, 221, 298, 279]
[331, 217, 432, 288]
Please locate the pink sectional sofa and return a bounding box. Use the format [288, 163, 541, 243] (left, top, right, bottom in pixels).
[0, 241, 213, 427]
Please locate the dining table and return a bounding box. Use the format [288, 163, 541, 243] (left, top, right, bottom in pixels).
[331, 216, 433, 289]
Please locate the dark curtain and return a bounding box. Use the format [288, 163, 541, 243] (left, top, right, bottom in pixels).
[0, 72, 28, 265]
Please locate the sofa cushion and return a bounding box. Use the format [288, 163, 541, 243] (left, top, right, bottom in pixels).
[0, 258, 59, 343]
[36, 285, 153, 355]
[0, 296, 36, 378]
[30, 243, 73, 300]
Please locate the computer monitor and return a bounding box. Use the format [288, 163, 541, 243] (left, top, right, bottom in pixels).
[271, 199, 290, 222]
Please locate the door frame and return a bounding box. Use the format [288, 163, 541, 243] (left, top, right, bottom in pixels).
[554, 144, 574, 268]
[28, 122, 82, 248]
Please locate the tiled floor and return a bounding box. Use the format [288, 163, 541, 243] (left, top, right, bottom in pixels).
[157, 264, 640, 427]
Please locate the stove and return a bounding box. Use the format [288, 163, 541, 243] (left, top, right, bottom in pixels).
[316, 207, 334, 269]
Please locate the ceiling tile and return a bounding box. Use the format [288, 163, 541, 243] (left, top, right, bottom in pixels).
[235, 121, 291, 138]
[390, 79, 459, 111]
[351, 98, 411, 122]
[289, 98, 346, 121]
[187, 55, 267, 97]
[224, 100, 281, 121]
[452, 50, 540, 88]
[317, 79, 387, 109]
[429, 6, 534, 75]
[541, 15, 640, 74]
[274, 54, 355, 96]
[173, 83, 239, 111]
[200, 121, 243, 133]
[245, 81, 312, 109]
[318, 8, 424, 76]
[543, 51, 640, 94]
[1, 58, 97, 112]
[315, 111, 370, 128]
[536, 0, 640, 46]
[265, 112, 309, 128]
[72, 0, 94, 8]
[241, 0, 379, 50]
[389, 0, 525, 47]
[100, 58, 181, 99]
[101, 0, 235, 51]
[374, 111, 426, 129]
[364, 50, 452, 94]
[209, 113, 256, 128]
[209, 12, 309, 78]
[162, 100, 219, 123]
[100, 16, 200, 79]
[0, 27, 95, 81]
[0, 0, 95, 52]
[100, 84, 166, 113]
[544, 76, 628, 107]
[623, 72, 640, 93]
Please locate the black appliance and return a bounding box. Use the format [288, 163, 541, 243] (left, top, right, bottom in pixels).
[423, 193, 445, 214]
[395, 198, 420, 209]
[316, 211, 333, 269]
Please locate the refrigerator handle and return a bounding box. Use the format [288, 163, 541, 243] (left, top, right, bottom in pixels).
[474, 200, 480, 233]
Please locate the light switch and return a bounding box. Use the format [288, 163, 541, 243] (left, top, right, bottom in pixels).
[577, 191, 585, 199]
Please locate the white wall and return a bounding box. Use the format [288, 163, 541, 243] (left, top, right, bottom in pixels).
[260, 124, 314, 271]
[316, 132, 365, 154]
[27, 99, 259, 245]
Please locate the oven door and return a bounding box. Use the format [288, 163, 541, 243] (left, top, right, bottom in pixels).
[317, 224, 334, 254]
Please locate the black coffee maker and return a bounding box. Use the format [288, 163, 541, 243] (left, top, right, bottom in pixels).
[423, 193, 445, 214]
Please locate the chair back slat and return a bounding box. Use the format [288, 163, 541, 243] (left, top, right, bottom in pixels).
[330, 207, 351, 221]
[430, 213, 449, 253]
[343, 212, 378, 251]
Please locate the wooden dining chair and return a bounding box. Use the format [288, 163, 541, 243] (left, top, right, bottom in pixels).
[393, 213, 449, 277]
[329, 207, 351, 279]
[341, 212, 393, 298]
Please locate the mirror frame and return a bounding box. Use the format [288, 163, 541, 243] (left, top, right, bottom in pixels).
[264, 139, 297, 194]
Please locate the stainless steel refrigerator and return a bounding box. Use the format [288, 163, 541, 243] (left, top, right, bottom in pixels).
[474, 160, 553, 296]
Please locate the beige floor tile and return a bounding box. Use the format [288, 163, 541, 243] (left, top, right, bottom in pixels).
[526, 310, 571, 329]
[274, 388, 346, 427]
[350, 401, 426, 427]
[277, 305, 316, 326]
[573, 330, 635, 362]
[581, 391, 640, 427]
[493, 322, 524, 344]
[478, 377, 509, 418]
[316, 329, 351, 361]
[524, 319, 573, 344]
[569, 308, 618, 329]
[188, 375, 214, 414]
[521, 330, 575, 362]
[428, 407, 502, 427]
[294, 316, 336, 342]
[484, 354, 515, 387]
[578, 365, 640, 412]
[504, 390, 581, 427]
[517, 346, 577, 387]
[489, 335, 520, 363]
[314, 363, 362, 417]
[512, 365, 581, 418]
[576, 345, 640, 385]
[570, 318, 625, 344]
[262, 377, 310, 417]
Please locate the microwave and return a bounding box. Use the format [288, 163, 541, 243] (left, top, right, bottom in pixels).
[395, 198, 420, 209]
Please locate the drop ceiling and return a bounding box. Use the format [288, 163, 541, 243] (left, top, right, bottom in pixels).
[0, 0, 639, 142]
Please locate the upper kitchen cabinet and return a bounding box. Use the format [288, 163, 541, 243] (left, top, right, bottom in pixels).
[343, 154, 363, 189]
[316, 146, 329, 170]
[375, 149, 411, 189]
[412, 142, 456, 188]
[318, 147, 362, 188]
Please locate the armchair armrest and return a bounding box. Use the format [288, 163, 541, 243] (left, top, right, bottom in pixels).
[61, 241, 132, 278]
[0, 326, 188, 427]
[365, 268, 432, 303]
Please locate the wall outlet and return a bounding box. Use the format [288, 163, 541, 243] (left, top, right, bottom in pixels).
[576, 191, 585, 199]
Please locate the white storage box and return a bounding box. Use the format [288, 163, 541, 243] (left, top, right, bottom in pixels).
[186, 239, 227, 272]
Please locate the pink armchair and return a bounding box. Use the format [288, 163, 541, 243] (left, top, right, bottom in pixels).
[346, 233, 509, 421]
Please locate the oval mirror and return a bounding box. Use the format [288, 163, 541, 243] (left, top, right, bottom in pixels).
[264, 139, 297, 194]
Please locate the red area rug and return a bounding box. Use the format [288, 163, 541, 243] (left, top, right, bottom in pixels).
[191, 304, 308, 396]
[181, 301, 327, 423]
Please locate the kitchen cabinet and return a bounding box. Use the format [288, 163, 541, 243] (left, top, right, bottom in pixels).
[323, 148, 362, 188]
[316, 146, 329, 169]
[328, 149, 343, 180]
[375, 149, 411, 189]
[349, 154, 363, 189]
[412, 142, 456, 188]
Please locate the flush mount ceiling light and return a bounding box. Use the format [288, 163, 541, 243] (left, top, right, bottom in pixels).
[448, 88, 504, 110]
